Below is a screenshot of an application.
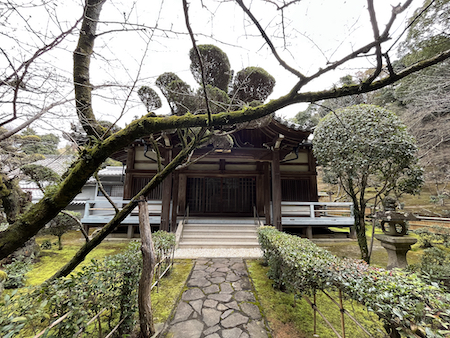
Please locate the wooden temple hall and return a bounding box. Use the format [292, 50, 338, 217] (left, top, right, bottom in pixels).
[82, 116, 354, 241]
[120, 116, 315, 225]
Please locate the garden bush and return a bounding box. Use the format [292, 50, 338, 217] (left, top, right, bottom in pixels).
[410, 246, 450, 291]
[412, 226, 450, 248]
[0, 231, 176, 338]
[258, 226, 450, 338]
[40, 240, 53, 250]
[3, 256, 32, 289]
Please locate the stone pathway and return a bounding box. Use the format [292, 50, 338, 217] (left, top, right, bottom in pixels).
[159, 258, 270, 338]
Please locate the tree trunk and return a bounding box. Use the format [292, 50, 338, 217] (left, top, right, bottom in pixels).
[57, 235, 63, 250]
[138, 197, 156, 338]
[353, 205, 370, 263]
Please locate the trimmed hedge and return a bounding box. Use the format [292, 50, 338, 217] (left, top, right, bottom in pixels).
[0, 232, 176, 338]
[258, 226, 450, 338]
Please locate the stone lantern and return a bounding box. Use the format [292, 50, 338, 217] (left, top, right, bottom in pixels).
[374, 202, 417, 269]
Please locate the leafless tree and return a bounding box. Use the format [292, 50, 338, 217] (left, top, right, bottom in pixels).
[1, 0, 450, 262]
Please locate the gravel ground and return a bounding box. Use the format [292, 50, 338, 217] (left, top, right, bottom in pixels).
[174, 247, 263, 259]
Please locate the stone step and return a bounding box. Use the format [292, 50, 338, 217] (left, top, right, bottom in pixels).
[179, 219, 260, 249]
[183, 224, 257, 232]
[186, 217, 255, 224]
[182, 229, 257, 236]
[177, 241, 260, 248]
[182, 234, 258, 242]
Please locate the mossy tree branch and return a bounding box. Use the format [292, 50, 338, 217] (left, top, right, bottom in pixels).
[47, 130, 204, 281]
[1, 1, 450, 261]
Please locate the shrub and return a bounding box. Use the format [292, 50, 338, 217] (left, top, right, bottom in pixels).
[0, 231, 177, 337]
[3, 257, 32, 289]
[40, 240, 53, 250]
[258, 226, 450, 337]
[414, 247, 450, 291]
[412, 228, 436, 248]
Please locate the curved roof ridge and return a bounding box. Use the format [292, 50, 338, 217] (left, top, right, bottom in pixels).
[273, 114, 308, 132]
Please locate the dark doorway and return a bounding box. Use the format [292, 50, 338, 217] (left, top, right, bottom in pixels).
[187, 177, 256, 215]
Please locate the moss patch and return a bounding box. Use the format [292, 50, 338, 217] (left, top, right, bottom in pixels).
[27, 231, 130, 285]
[247, 259, 385, 338]
[152, 259, 193, 323]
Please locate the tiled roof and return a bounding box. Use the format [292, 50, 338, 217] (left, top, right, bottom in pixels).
[86, 165, 125, 183]
[98, 166, 125, 176]
[273, 115, 307, 132]
[9, 155, 75, 178]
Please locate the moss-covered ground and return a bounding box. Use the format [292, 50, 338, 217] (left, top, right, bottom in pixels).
[28, 230, 129, 284]
[151, 259, 193, 323]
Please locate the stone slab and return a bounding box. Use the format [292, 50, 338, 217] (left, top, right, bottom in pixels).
[182, 288, 205, 301]
[166, 319, 204, 338]
[221, 312, 249, 328]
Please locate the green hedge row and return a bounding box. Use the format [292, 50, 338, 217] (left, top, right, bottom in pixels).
[258, 226, 450, 338]
[1, 231, 176, 338]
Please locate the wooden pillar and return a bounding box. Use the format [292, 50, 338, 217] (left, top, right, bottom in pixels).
[127, 224, 135, 239]
[308, 148, 319, 201]
[123, 145, 135, 199]
[306, 226, 313, 239]
[263, 162, 271, 225]
[272, 149, 282, 230]
[170, 172, 180, 232]
[178, 174, 187, 214]
[256, 162, 264, 217]
[161, 147, 172, 232]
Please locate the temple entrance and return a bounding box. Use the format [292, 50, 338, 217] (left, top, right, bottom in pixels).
[186, 177, 256, 215]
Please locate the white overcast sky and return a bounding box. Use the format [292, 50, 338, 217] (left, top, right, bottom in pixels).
[93, 0, 421, 121]
[1, 0, 423, 135]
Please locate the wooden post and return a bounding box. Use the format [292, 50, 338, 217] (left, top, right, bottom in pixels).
[161, 147, 172, 231]
[126, 224, 134, 239]
[306, 226, 313, 239]
[263, 162, 271, 225]
[313, 292, 317, 336]
[170, 172, 180, 232]
[123, 146, 135, 200]
[339, 289, 346, 338]
[256, 162, 265, 217]
[178, 174, 187, 214]
[308, 148, 319, 201]
[138, 197, 156, 337]
[272, 149, 282, 230]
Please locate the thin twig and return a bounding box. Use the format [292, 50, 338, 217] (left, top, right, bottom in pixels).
[94, 171, 120, 214]
[182, 0, 212, 125]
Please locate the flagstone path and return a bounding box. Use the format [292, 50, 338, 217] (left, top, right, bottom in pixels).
[159, 257, 271, 338]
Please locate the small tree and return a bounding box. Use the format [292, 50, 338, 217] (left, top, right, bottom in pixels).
[43, 212, 80, 250]
[313, 104, 422, 263]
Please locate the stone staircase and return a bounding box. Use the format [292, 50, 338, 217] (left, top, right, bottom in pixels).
[178, 217, 260, 249]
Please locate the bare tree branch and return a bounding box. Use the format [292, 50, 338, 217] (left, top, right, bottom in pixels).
[0, 98, 73, 141]
[235, 0, 305, 80]
[94, 171, 119, 214]
[183, 0, 212, 125]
